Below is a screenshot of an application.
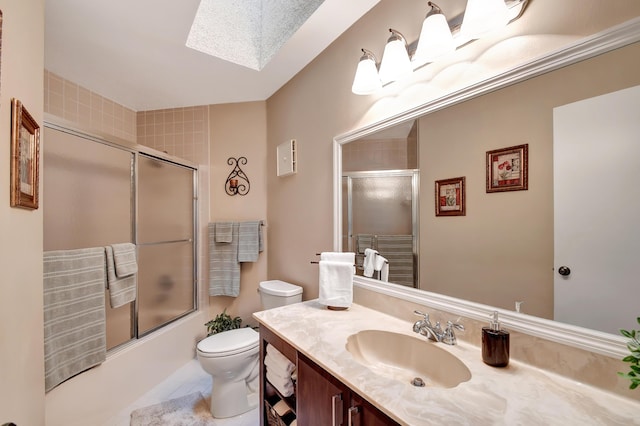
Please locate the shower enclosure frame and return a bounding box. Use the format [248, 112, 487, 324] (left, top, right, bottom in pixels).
[43, 120, 199, 351]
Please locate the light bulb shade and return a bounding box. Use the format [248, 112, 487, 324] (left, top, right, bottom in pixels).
[351, 50, 382, 95]
[414, 12, 455, 64]
[378, 30, 412, 85]
[461, 0, 509, 40]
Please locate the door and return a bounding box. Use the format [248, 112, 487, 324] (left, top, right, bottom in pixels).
[553, 85, 640, 334]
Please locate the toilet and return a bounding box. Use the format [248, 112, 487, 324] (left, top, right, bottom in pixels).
[197, 280, 302, 418]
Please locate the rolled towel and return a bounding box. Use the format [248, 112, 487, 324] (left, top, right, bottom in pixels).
[363, 248, 378, 277]
[318, 260, 353, 309]
[267, 371, 294, 397]
[266, 344, 296, 374]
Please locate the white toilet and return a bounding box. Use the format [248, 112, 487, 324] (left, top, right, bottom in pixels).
[196, 280, 302, 418]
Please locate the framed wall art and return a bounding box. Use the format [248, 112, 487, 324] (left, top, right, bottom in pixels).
[10, 99, 41, 210]
[486, 144, 528, 193]
[435, 176, 465, 217]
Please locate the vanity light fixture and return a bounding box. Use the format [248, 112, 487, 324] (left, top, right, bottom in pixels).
[351, 0, 529, 95]
[378, 29, 413, 85]
[413, 2, 455, 65]
[352, 49, 382, 95]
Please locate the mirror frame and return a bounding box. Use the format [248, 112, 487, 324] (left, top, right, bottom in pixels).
[334, 17, 640, 359]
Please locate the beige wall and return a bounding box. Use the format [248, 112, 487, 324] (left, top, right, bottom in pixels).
[265, 0, 640, 298]
[209, 102, 268, 326]
[0, 1, 45, 424]
[419, 42, 640, 319]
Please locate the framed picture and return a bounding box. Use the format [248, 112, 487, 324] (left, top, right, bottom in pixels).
[435, 176, 465, 216]
[486, 144, 528, 193]
[10, 99, 40, 210]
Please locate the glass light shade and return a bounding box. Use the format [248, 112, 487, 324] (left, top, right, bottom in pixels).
[378, 31, 412, 85]
[461, 0, 509, 40]
[413, 13, 455, 64]
[352, 51, 382, 95]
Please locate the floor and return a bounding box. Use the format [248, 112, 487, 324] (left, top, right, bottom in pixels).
[105, 358, 260, 426]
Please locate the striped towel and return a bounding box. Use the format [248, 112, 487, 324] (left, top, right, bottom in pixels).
[111, 243, 138, 277]
[209, 222, 240, 297]
[214, 222, 233, 243]
[105, 245, 137, 308]
[238, 221, 263, 262]
[43, 247, 107, 392]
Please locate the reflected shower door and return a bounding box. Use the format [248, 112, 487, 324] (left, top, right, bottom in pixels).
[137, 155, 195, 335]
[343, 171, 418, 287]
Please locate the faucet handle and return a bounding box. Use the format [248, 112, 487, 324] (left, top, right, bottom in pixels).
[413, 310, 428, 320]
[442, 320, 465, 345]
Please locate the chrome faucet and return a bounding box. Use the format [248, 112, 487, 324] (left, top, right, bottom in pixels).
[413, 310, 464, 345]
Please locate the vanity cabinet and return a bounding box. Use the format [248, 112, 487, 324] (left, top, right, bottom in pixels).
[260, 326, 398, 426]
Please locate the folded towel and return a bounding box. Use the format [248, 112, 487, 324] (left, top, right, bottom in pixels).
[363, 248, 378, 278]
[267, 370, 294, 397]
[238, 221, 262, 262]
[214, 222, 234, 243]
[374, 254, 389, 282]
[105, 246, 137, 308]
[111, 243, 137, 277]
[208, 222, 240, 297]
[43, 247, 107, 392]
[265, 354, 296, 379]
[266, 344, 296, 374]
[318, 260, 353, 309]
[320, 252, 355, 273]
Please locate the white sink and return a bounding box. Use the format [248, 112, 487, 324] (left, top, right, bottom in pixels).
[346, 330, 471, 388]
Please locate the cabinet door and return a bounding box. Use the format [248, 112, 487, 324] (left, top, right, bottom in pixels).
[297, 353, 346, 425]
[348, 393, 399, 426]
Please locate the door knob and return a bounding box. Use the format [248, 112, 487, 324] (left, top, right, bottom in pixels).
[558, 266, 571, 276]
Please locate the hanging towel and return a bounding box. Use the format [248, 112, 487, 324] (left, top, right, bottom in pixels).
[214, 222, 234, 243]
[105, 245, 137, 308]
[318, 260, 354, 309]
[209, 222, 240, 297]
[111, 243, 138, 277]
[363, 248, 378, 278]
[238, 221, 263, 262]
[374, 254, 389, 282]
[320, 252, 356, 273]
[43, 247, 107, 392]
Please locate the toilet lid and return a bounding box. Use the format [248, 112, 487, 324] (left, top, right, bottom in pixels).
[197, 327, 259, 357]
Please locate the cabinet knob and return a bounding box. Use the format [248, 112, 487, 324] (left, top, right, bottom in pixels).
[558, 266, 571, 276]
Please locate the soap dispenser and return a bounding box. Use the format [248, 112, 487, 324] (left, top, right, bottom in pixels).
[482, 311, 509, 367]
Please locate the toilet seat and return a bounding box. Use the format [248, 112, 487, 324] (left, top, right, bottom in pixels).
[197, 327, 259, 358]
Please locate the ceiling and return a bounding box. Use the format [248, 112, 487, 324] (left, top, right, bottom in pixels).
[44, 0, 381, 112]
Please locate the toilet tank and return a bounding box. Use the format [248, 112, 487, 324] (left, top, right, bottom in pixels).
[259, 280, 303, 310]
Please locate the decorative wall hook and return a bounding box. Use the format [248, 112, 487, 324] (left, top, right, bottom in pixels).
[225, 157, 250, 196]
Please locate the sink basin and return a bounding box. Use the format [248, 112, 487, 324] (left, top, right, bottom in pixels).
[346, 330, 471, 388]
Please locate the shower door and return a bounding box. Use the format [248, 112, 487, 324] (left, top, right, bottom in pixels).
[342, 170, 419, 287]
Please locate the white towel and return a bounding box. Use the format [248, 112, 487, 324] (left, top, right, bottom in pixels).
[266, 344, 296, 374]
[318, 260, 353, 308]
[374, 254, 389, 282]
[363, 248, 378, 277]
[320, 252, 355, 273]
[266, 371, 294, 397]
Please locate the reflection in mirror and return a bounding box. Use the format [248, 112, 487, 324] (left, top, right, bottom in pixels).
[338, 37, 640, 338]
[341, 121, 419, 288]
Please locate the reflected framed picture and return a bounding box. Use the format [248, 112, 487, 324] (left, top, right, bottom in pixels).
[435, 176, 465, 217]
[486, 144, 528, 193]
[10, 99, 40, 210]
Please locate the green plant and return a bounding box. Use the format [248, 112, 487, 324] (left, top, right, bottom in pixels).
[619, 317, 640, 389]
[205, 309, 242, 336]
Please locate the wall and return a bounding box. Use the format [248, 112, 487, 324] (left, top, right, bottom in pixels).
[0, 1, 45, 424]
[419, 41, 640, 319]
[266, 0, 640, 299]
[209, 102, 268, 325]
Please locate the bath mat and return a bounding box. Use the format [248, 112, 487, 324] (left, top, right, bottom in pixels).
[130, 392, 214, 426]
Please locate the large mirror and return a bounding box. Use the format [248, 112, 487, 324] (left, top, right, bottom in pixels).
[335, 20, 640, 346]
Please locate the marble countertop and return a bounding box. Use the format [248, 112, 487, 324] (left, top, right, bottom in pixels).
[254, 300, 640, 425]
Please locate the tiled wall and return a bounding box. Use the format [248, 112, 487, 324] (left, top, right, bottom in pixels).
[136, 107, 208, 165]
[44, 70, 137, 143]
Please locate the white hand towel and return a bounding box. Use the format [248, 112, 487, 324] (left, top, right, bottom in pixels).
[266, 344, 296, 374]
[318, 260, 353, 308]
[265, 353, 296, 379]
[363, 248, 378, 277]
[374, 254, 389, 282]
[321, 252, 355, 273]
[266, 371, 294, 397]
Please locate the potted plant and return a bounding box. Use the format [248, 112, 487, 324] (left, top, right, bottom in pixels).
[205, 308, 242, 336]
[619, 317, 640, 389]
